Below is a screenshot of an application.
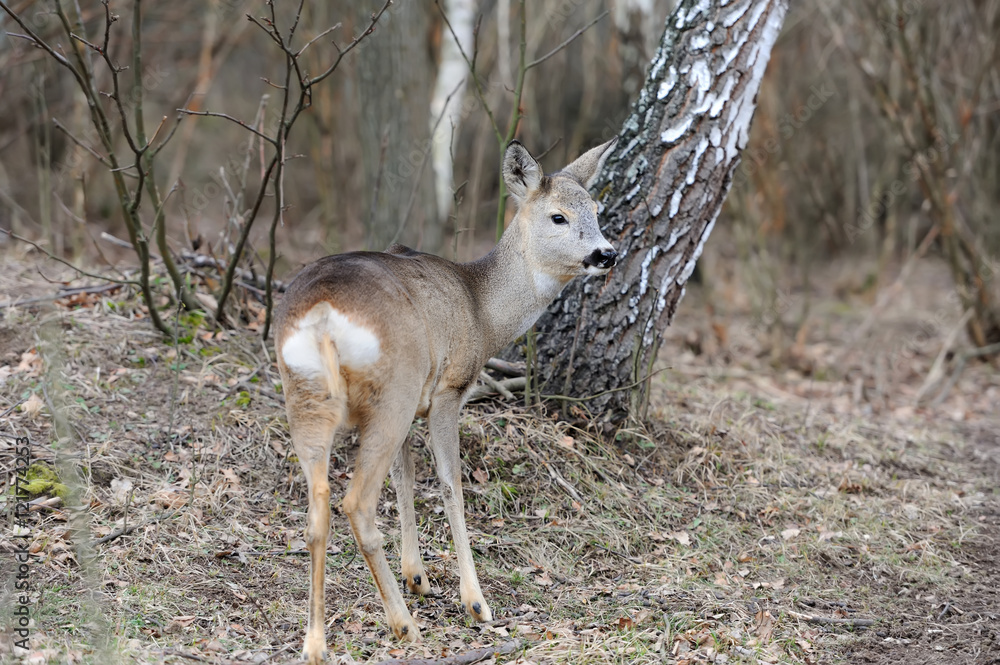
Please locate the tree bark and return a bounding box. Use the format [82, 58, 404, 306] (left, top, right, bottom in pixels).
[531, 0, 789, 418]
[430, 0, 475, 229]
[354, 0, 439, 252]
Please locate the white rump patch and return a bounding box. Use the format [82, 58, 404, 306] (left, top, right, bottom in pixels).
[281, 303, 381, 378]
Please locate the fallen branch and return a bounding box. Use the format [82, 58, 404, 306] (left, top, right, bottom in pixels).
[479, 371, 516, 400]
[787, 610, 875, 628]
[95, 509, 180, 545]
[375, 639, 524, 665]
[214, 547, 342, 558]
[915, 308, 973, 404]
[180, 251, 288, 293]
[485, 357, 525, 377]
[796, 598, 857, 613]
[0, 283, 122, 309]
[159, 649, 241, 665]
[930, 341, 1000, 406]
[467, 376, 526, 402]
[523, 441, 585, 505]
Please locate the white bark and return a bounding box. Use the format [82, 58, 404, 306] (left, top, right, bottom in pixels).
[430, 0, 476, 226]
[532, 0, 789, 414]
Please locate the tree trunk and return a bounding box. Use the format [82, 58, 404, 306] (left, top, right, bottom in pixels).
[354, 0, 439, 252]
[430, 0, 475, 230]
[531, 0, 789, 418]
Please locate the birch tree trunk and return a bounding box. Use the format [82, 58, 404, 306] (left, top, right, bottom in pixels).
[531, 0, 789, 417]
[430, 0, 475, 229]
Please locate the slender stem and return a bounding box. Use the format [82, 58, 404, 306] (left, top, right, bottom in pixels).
[132, 0, 200, 312]
[436, 0, 503, 144]
[495, 0, 527, 242]
[526, 11, 608, 70]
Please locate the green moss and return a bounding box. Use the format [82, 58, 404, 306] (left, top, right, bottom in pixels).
[22, 462, 70, 500]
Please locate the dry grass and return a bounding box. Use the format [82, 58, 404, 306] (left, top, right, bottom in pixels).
[0, 249, 998, 665]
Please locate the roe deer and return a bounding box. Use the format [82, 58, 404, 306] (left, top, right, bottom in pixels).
[274, 139, 618, 663]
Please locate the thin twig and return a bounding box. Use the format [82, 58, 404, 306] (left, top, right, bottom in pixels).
[374, 639, 525, 665]
[95, 509, 180, 545]
[51, 118, 115, 170]
[0, 230, 140, 286]
[176, 109, 275, 144]
[523, 440, 585, 505]
[526, 11, 608, 70]
[787, 610, 875, 628]
[0, 284, 122, 310]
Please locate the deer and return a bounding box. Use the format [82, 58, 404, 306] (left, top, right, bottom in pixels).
[273, 139, 618, 663]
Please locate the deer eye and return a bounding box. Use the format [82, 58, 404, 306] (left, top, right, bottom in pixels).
[551, 214, 568, 225]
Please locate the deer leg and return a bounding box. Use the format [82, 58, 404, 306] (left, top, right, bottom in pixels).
[343, 408, 420, 642]
[288, 409, 338, 665]
[426, 394, 492, 622]
[391, 441, 430, 595]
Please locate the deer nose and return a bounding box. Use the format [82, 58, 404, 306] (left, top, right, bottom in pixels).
[584, 248, 618, 269]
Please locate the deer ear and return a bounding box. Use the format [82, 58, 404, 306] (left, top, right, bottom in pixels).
[559, 137, 618, 189]
[502, 141, 542, 205]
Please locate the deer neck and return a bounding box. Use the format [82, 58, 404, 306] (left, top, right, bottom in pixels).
[464, 221, 570, 356]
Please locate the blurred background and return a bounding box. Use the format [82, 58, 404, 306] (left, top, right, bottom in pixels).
[1, 0, 998, 354]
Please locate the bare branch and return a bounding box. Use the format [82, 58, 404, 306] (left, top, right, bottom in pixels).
[0, 229, 140, 286]
[176, 109, 276, 145]
[52, 118, 115, 170]
[297, 23, 342, 57]
[526, 11, 608, 71]
[309, 0, 393, 87]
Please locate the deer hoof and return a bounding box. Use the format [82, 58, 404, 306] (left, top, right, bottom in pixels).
[302, 636, 327, 664]
[466, 599, 492, 622]
[406, 573, 431, 595]
[393, 619, 421, 642]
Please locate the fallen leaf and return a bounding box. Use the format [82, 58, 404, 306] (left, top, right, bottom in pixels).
[557, 436, 575, 449]
[151, 490, 187, 510]
[669, 531, 691, 546]
[534, 571, 553, 586]
[472, 467, 488, 484]
[755, 609, 775, 641]
[110, 478, 134, 505]
[781, 527, 801, 541]
[615, 616, 635, 631]
[20, 393, 45, 416]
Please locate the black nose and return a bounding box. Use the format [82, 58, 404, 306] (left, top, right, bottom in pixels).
[583, 248, 618, 269]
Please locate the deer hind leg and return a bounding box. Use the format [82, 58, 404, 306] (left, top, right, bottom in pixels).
[287, 395, 340, 665]
[343, 399, 420, 641]
[426, 393, 492, 622]
[391, 441, 431, 595]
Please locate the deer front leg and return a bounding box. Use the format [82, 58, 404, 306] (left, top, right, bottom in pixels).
[427, 394, 492, 622]
[390, 441, 431, 595]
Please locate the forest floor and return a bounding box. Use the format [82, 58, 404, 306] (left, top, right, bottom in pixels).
[0, 245, 998, 665]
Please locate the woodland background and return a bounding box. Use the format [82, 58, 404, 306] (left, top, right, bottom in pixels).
[1, 1, 999, 664]
[2, 0, 997, 305]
